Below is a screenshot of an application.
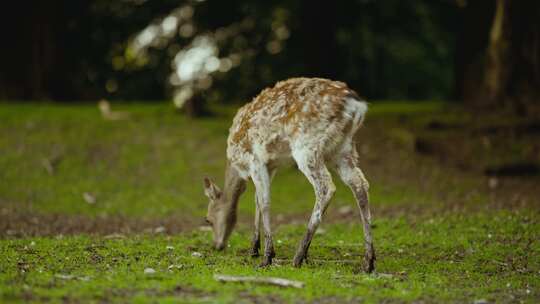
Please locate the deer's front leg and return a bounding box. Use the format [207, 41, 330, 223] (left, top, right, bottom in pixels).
[251, 165, 274, 267]
[250, 197, 261, 257]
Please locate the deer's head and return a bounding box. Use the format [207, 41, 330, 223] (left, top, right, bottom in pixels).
[203, 177, 237, 250]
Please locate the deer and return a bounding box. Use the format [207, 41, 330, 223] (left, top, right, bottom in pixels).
[203, 77, 375, 272]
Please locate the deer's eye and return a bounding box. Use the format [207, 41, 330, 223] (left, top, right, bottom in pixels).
[205, 217, 212, 225]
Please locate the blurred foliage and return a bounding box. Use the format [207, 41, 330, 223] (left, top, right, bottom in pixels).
[114, 0, 459, 103]
[0, 0, 459, 103]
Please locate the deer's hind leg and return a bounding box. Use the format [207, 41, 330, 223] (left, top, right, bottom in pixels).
[335, 146, 375, 273]
[292, 149, 336, 267]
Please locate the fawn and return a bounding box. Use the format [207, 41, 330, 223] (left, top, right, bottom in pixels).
[203, 77, 375, 272]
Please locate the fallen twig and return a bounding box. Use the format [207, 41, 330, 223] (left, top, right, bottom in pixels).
[55, 274, 91, 281]
[41, 158, 55, 175]
[41, 150, 64, 175]
[214, 274, 304, 288]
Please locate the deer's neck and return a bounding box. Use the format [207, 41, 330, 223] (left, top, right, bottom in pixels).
[221, 162, 246, 214]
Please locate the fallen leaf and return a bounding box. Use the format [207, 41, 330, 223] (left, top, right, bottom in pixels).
[154, 226, 166, 233]
[83, 192, 96, 204]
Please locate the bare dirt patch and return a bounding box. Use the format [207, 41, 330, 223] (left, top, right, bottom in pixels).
[95, 285, 214, 303]
[0, 209, 199, 237]
[2, 173, 538, 238]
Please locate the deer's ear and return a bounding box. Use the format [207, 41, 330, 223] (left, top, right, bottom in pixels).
[203, 177, 222, 200]
[203, 177, 212, 188]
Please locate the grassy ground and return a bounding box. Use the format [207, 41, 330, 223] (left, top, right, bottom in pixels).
[0, 101, 539, 303]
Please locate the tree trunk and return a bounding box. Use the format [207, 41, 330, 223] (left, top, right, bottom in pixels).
[182, 93, 210, 117]
[484, 0, 508, 104]
[457, 1, 540, 115]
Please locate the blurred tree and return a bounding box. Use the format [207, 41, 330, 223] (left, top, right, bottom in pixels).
[0, 0, 178, 101]
[456, 0, 540, 115]
[454, 0, 493, 102]
[0, 2, 67, 100]
[0, 0, 459, 110]
[122, 0, 458, 116]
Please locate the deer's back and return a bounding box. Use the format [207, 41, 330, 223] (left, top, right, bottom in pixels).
[227, 78, 366, 173]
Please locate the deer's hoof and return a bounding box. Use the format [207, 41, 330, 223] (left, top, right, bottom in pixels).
[250, 238, 260, 258]
[364, 254, 376, 273]
[250, 248, 260, 258]
[364, 262, 375, 273]
[292, 254, 304, 268]
[259, 256, 272, 267]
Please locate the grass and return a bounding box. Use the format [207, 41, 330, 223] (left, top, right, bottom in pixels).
[0, 101, 539, 303]
[0, 102, 450, 218]
[2, 213, 538, 303]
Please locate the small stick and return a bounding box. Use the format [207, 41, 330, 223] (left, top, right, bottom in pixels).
[214, 274, 304, 288]
[41, 158, 55, 175]
[41, 151, 64, 175]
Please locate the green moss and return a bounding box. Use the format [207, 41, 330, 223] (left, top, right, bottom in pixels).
[1, 212, 538, 303]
